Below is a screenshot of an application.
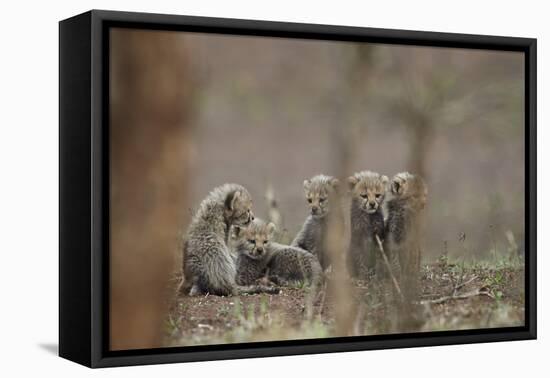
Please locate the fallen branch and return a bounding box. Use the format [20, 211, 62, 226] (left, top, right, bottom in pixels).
[375, 235, 404, 302]
[420, 288, 495, 305]
[452, 275, 478, 296]
[198, 323, 214, 331]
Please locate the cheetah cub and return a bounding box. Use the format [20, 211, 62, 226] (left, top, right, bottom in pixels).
[347, 171, 389, 279]
[235, 218, 322, 288]
[384, 172, 428, 292]
[180, 183, 278, 296]
[292, 174, 340, 270]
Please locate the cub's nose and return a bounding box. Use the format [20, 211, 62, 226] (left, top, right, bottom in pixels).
[368, 201, 376, 208]
[311, 206, 319, 214]
[256, 247, 264, 254]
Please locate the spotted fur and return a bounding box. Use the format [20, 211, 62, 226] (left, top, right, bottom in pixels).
[292, 174, 340, 270]
[384, 172, 428, 291]
[180, 184, 277, 296]
[347, 171, 389, 279]
[235, 219, 322, 288]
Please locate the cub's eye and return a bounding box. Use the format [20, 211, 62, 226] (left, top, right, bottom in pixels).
[319, 198, 326, 203]
[375, 194, 382, 199]
[360, 194, 368, 199]
[263, 240, 268, 244]
[307, 198, 313, 203]
[248, 239, 256, 244]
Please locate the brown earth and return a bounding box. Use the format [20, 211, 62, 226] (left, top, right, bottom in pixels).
[165, 261, 525, 347]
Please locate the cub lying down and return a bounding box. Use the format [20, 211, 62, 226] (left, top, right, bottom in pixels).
[233, 219, 322, 288]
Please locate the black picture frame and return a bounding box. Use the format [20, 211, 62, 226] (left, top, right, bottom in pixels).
[59, 9, 537, 368]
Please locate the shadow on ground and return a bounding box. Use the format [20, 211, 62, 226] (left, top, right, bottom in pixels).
[38, 343, 58, 355]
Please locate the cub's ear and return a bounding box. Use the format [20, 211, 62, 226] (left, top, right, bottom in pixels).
[225, 190, 241, 211]
[391, 177, 402, 195]
[303, 179, 311, 190]
[347, 175, 358, 190]
[267, 222, 276, 236]
[330, 178, 340, 190]
[232, 225, 243, 239]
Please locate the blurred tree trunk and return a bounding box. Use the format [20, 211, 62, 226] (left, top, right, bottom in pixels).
[408, 119, 434, 179]
[330, 44, 374, 175]
[396, 93, 436, 179]
[109, 30, 195, 350]
[326, 44, 375, 336]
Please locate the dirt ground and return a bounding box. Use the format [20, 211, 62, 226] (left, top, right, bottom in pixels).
[165, 260, 525, 347]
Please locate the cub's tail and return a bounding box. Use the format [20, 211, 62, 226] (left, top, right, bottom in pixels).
[237, 285, 281, 295]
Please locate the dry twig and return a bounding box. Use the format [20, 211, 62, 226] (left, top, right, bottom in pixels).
[419, 287, 494, 305]
[452, 275, 478, 296]
[375, 235, 404, 302]
[317, 281, 328, 318]
[353, 302, 367, 336]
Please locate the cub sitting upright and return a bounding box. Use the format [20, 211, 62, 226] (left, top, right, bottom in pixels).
[180, 183, 277, 296]
[233, 219, 273, 286]
[292, 174, 340, 271]
[347, 171, 388, 279]
[384, 172, 428, 297]
[235, 218, 322, 288]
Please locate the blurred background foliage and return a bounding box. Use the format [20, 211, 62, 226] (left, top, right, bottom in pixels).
[184, 33, 524, 261]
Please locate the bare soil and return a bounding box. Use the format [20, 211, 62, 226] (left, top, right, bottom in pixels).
[165, 261, 525, 347]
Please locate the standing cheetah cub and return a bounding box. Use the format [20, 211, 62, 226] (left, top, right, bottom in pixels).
[180, 183, 278, 296]
[235, 218, 322, 288]
[347, 171, 389, 279]
[292, 174, 340, 270]
[384, 172, 428, 296]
